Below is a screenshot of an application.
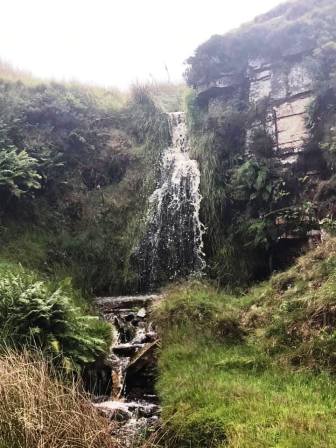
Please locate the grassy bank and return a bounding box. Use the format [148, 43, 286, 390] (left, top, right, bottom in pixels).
[154, 238, 336, 447]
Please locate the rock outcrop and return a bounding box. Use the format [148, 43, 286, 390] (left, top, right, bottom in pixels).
[197, 51, 315, 166]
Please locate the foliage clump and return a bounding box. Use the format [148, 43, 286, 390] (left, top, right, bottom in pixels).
[0, 262, 111, 370]
[0, 147, 41, 198]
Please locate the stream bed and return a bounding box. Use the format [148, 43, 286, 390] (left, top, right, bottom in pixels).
[94, 295, 162, 446]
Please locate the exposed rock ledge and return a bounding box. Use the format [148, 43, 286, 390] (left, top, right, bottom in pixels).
[197, 52, 315, 166]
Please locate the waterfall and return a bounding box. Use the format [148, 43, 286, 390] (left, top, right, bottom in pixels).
[93, 113, 205, 443]
[138, 111, 205, 291]
[94, 294, 161, 445]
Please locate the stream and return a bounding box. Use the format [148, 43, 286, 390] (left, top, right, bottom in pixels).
[92, 112, 205, 445]
[94, 294, 162, 446]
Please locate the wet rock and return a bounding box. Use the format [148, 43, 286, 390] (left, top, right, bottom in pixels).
[145, 331, 157, 342]
[94, 400, 160, 421]
[94, 294, 162, 442]
[113, 343, 143, 357]
[95, 295, 162, 312]
[137, 403, 161, 418]
[137, 307, 147, 318]
[127, 341, 159, 374]
[124, 341, 159, 400]
[94, 401, 133, 422]
[110, 416, 159, 448]
[132, 328, 147, 344]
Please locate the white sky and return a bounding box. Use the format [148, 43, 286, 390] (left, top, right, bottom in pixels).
[1, 0, 283, 89]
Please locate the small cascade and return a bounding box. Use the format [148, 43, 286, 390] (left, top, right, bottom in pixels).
[94, 295, 161, 446]
[137, 112, 205, 291]
[92, 113, 206, 445]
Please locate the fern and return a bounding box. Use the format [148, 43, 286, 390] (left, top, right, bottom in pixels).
[0, 147, 41, 197]
[0, 265, 112, 370]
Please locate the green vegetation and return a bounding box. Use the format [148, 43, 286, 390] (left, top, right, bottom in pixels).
[0, 78, 173, 295]
[0, 66, 188, 383]
[3, 1, 336, 446]
[184, 0, 336, 289]
[0, 147, 41, 198]
[154, 237, 336, 447]
[186, 90, 316, 288]
[0, 261, 111, 371]
[186, 0, 336, 88]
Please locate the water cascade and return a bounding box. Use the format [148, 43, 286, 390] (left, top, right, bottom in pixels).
[94, 294, 161, 446]
[138, 111, 205, 290]
[93, 112, 205, 444]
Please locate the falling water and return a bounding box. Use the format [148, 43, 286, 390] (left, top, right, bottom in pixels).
[93, 113, 205, 444]
[94, 294, 161, 446]
[138, 112, 205, 291]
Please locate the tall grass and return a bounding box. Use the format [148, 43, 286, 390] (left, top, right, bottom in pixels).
[0, 349, 119, 448]
[0, 59, 34, 83]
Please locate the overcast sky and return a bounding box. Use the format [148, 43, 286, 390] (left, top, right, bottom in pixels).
[1, 0, 283, 89]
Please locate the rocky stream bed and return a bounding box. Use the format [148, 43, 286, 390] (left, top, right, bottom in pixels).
[94, 295, 162, 446]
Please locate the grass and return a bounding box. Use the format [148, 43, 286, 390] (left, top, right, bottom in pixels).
[0, 349, 119, 448]
[0, 225, 51, 271]
[0, 59, 185, 112]
[148, 82, 188, 112]
[153, 238, 336, 447]
[157, 343, 336, 447]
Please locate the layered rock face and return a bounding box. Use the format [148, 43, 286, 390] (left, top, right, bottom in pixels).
[247, 56, 313, 164]
[197, 51, 315, 166]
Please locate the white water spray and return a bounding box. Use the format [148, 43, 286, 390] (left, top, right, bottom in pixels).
[138, 112, 205, 290]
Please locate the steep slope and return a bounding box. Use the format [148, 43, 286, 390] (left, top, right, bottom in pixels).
[0, 79, 173, 295]
[185, 0, 336, 288]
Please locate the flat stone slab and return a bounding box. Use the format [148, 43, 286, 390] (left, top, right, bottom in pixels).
[95, 294, 162, 312]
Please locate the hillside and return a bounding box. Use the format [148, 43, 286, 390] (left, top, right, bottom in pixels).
[184, 0, 336, 289]
[154, 237, 336, 447]
[2, 0, 336, 447]
[0, 78, 183, 295]
[148, 0, 336, 446]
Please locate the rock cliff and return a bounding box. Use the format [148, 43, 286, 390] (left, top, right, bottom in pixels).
[184, 0, 336, 287]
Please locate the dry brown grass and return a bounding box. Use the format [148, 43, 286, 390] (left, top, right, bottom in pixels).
[0, 59, 34, 83]
[0, 349, 120, 448]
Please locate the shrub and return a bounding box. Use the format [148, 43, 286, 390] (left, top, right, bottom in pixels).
[0, 263, 112, 370]
[0, 147, 41, 199]
[153, 282, 245, 344]
[161, 415, 227, 448]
